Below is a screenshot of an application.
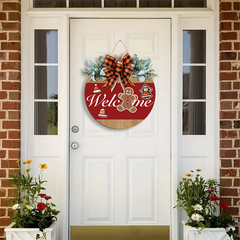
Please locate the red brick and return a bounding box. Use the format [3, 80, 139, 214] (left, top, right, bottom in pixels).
[0, 131, 7, 139]
[8, 12, 20, 21]
[8, 150, 20, 159]
[0, 189, 6, 197]
[0, 198, 13, 207]
[234, 22, 240, 30]
[2, 82, 20, 90]
[233, 178, 240, 187]
[0, 32, 7, 40]
[220, 22, 232, 31]
[220, 2, 232, 11]
[233, 2, 240, 10]
[220, 130, 238, 138]
[0, 150, 6, 158]
[8, 111, 20, 119]
[1, 179, 14, 188]
[220, 32, 237, 41]
[220, 42, 232, 51]
[220, 187, 238, 196]
[224, 207, 239, 215]
[2, 102, 20, 110]
[220, 101, 232, 110]
[1, 62, 20, 70]
[235, 140, 240, 148]
[9, 52, 21, 61]
[0, 111, 6, 119]
[0, 217, 11, 227]
[220, 12, 238, 21]
[234, 159, 240, 167]
[220, 52, 237, 60]
[220, 120, 232, 129]
[3, 2, 20, 11]
[0, 170, 6, 178]
[233, 82, 240, 89]
[0, 72, 7, 80]
[0, 12, 7, 20]
[8, 189, 18, 198]
[220, 111, 236, 119]
[221, 159, 232, 167]
[8, 72, 20, 80]
[9, 32, 20, 41]
[9, 131, 20, 139]
[0, 209, 7, 217]
[0, 91, 7, 99]
[220, 72, 237, 81]
[220, 91, 238, 100]
[1, 159, 19, 168]
[220, 62, 231, 70]
[220, 197, 232, 206]
[1, 42, 20, 51]
[2, 140, 20, 148]
[0, 52, 7, 60]
[234, 42, 240, 50]
[220, 169, 237, 177]
[220, 140, 232, 148]
[220, 81, 231, 90]
[220, 178, 232, 187]
[220, 150, 236, 158]
[2, 121, 20, 129]
[8, 208, 14, 217]
[9, 92, 20, 100]
[1, 22, 20, 31]
[233, 198, 240, 205]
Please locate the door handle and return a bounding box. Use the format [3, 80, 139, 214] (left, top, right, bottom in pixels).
[71, 141, 79, 150]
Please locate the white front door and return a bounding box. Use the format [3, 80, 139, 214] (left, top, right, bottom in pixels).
[70, 19, 171, 228]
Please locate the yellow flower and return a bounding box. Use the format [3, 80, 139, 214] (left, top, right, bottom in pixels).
[6, 159, 10, 162]
[23, 161, 27, 164]
[39, 163, 47, 170]
[25, 159, 32, 164]
[181, 177, 189, 180]
[16, 160, 20, 164]
[185, 173, 193, 177]
[26, 168, 31, 172]
[196, 169, 202, 172]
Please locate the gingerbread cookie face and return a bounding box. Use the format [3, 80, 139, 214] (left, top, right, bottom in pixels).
[117, 87, 138, 113]
[84, 80, 156, 129]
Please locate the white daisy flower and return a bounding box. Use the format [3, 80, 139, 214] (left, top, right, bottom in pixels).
[193, 204, 203, 211]
[191, 213, 204, 222]
[12, 204, 20, 211]
[26, 205, 33, 211]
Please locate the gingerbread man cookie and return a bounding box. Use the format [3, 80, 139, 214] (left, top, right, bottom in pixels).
[117, 87, 138, 113]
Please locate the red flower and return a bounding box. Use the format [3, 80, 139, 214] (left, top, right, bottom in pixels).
[37, 202, 46, 211]
[205, 190, 214, 194]
[38, 193, 46, 198]
[219, 202, 228, 209]
[44, 195, 52, 200]
[210, 195, 220, 201]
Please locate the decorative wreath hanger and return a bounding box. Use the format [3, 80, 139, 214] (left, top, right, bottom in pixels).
[83, 41, 158, 130]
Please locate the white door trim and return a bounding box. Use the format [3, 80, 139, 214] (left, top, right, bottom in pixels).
[20, 3, 219, 240]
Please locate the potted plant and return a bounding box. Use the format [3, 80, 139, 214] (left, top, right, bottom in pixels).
[4, 159, 60, 240]
[175, 169, 238, 240]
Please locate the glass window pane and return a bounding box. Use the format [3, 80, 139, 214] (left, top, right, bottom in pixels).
[104, 0, 136, 7]
[140, 0, 171, 7]
[33, 0, 66, 7]
[183, 66, 206, 99]
[35, 102, 58, 135]
[183, 30, 206, 64]
[35, 30, 58, 63]
[70, 0, 101, 7]
[35, 66, 58, 99]
[183, 102, 206, 135]
[175, 0, 207, 7]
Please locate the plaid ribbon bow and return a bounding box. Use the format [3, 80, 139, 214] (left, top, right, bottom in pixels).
[102, 52, 135, 91]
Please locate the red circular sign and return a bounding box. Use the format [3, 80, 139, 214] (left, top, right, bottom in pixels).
[85, 79, 155, 129]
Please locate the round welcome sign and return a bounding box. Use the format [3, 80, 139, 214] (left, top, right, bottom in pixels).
[83, 48, 157, 130]
[84, 79, 155, 129]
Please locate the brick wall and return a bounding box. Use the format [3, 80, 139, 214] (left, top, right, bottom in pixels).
[219, 0, 240, 237]
[0, 0, 21, 239]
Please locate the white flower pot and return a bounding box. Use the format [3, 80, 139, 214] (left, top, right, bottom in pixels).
[5, 222, 56, 240]
[183, 221, 233, 240]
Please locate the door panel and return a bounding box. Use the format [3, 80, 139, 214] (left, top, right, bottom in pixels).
[70, 19, 171, 228]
